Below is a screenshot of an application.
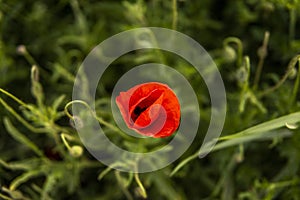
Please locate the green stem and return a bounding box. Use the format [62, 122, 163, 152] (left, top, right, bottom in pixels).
[60, 133, 72, 150]
[258, 54, 300, 97]
[269, 178, 299, 190]
[70, 0, 88, 35]
[64, 100, 134, 141]
[0, 193, 13, 200]
[23, 49, 37, 66]
[0, 97, 47, 133]
[290, 58, 300, 107]
[253, 31, 270, 90]
[289, 8, 296, 42]
[134, 172, 147, 199]
[223, 37, 243, 67]
[0, 88, 28, 107]
[172, 0, 178, 30]
[170, 152, 198, 177]
[170, 111, 300, 176]
[115, 171, 134, 200]
[4, 117, 44, 157]
[31, 65, 45, 109]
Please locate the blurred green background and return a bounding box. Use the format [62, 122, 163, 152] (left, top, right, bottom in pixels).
[0, 0, 300, 199]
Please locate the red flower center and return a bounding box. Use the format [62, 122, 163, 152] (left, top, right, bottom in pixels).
[130, 89, 163, 123]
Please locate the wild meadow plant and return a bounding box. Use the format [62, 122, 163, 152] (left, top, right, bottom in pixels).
[0, 0, 300, 199]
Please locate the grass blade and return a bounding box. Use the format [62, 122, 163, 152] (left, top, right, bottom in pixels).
[171, 111, 300, 176]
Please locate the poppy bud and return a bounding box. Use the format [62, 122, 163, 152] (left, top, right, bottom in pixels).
[70, 145, 83, 157]
[288, 67, 297, 79]
[223, 46, 237, 63]
[16, 45, 27, 55]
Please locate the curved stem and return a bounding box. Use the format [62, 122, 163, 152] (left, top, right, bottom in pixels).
[64, 100, 134, 141]
[170, 152, 198, 177]
[258, 54, 300, 97]
[0, 97, 47, 133]
[134, 172, 147, 199]
[0, 88, 28, 107]
[223, 37, 243, 67]
[61, 133, 72, 150]
[115, 171, 134, 200]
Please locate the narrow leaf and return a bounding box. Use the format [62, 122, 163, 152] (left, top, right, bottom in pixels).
[0, 158, 41, 171]
[171, 111, 300, 176]
[9, 170, 42, 191]
[4, 117, 43, 157]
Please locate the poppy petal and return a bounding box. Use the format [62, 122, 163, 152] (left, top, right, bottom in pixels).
[116, 82, 180, 138]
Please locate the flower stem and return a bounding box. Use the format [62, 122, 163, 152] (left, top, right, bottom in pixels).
[253, 31, 270, 90]
[258, 54, 300, 97]
[290, 57, 300, 108]
[172, 0, 178, 30]
[223, 37, 243, 67]
[0, 88, 27, 107]
[134, 172, 147, 199]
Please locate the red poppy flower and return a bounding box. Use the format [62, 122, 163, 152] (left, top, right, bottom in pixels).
[116, 82, 180, 138]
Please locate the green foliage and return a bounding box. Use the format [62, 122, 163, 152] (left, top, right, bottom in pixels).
[0, 0, 300, 199]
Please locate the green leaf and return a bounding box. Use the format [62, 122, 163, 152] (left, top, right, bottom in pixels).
[9, 170, 43, 191]
[41, 173, 60, 200]
[0, 158, 41, 171]
[1, 187, 30, 200]
[219, 111, 300, 140]
[3, 117, 43, 157]
[171, 111, 300, 176]
[52, 94, 66, 111]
